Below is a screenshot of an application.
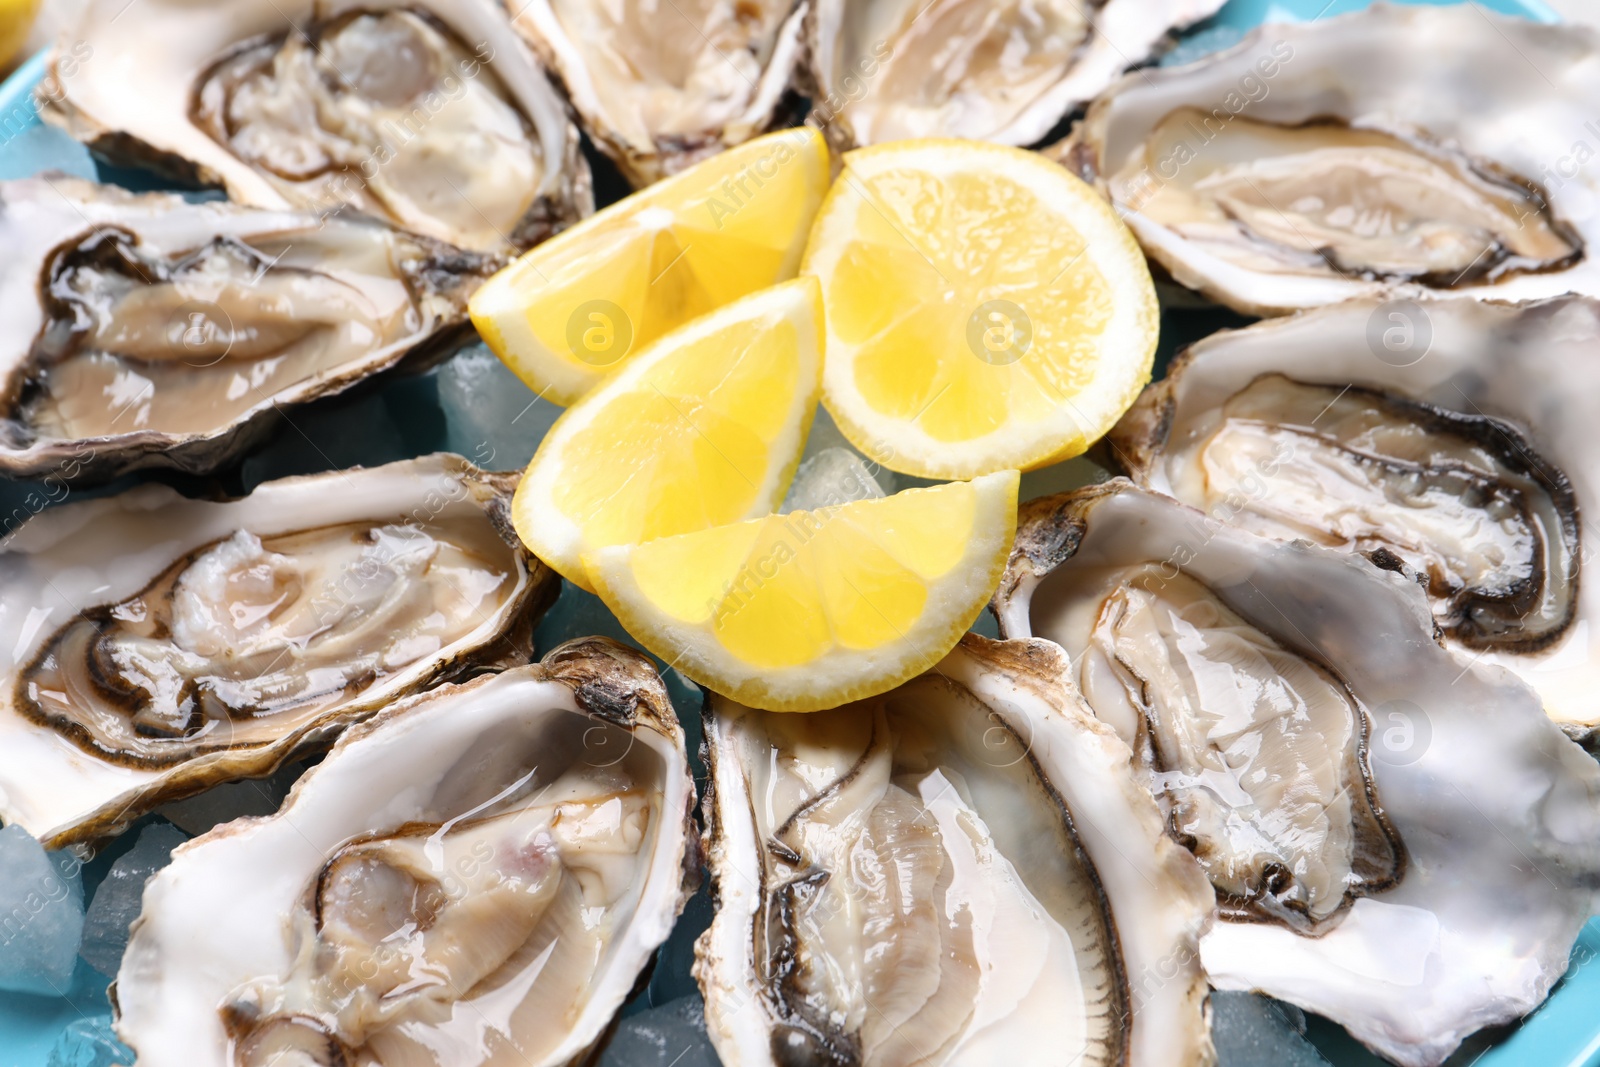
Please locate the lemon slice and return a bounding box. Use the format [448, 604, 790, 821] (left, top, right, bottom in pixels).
[585, 470, 1020, 711]
[802, 139, 1158, 480]
[514, 278, 824, 591]
[471, 127, 830, 406]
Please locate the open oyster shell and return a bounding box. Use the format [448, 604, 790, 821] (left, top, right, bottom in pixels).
[0, 454, 558, 849]
[695, 633, 1216, 1067]
[806, 0, 1225, 150]
[1108, 295, 1600, 739]
[1059, 5, 1600, 315]
[0, 176, 496, 484]
[41, 0, 592, 254]
[508, 0, 807, 187]
[993, 481, 1600, 1067]
[115, 637, 696, 1067]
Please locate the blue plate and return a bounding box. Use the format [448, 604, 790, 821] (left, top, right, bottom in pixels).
[0, 1, 1594, 1065]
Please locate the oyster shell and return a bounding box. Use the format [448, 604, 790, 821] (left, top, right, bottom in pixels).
[508, 0, 807, 187]
[695, 633, 1216, 1067]
[0, 176, 496, 483]
[806, 0, 1225, 149]
[0, 454, 557, 848]
[1109, 295, 1600, 738]
[1060, 5, 1600, 315]
[115, 637, 696, 1067]
[993, 481, 1600, 1067]
[41, 0, 592, 253]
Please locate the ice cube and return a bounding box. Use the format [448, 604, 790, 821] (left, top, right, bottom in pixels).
[1211, 991, 1334, 1067]
[437, 344, 562, 471]
[79, 822, 188, 978]
[601, 995, 720, 1067]
[46, 1015, 133, 1067]
[781, 447, 888, 514]
[0, 825, 85, 995]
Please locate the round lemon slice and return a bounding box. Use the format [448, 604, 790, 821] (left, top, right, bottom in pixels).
[584, 470, 1020, 711]
[470, 127, 830, 406]
[514, 278, 824, 591]
[802, 139, 1158, 480]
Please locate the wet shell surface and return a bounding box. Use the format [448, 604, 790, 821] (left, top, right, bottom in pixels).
[1061, 5, 1600, 315]
[695, 632, 1217, 1067]
[0, 453, 557, 848]
[509, 0, 808, 187]
[992, 480, 1600, 1067]
[41, 0, 593, 253]
[0, 176, 496, 483]
[115, 638, 697, 1067]
[1108, 294, 1600, 738]
[806, 0, 1225, 149]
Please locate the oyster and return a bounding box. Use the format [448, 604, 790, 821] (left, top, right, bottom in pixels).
[41, 0, 592, 253]
[1109, 295, 1600, 737]
[116, 638, 696, 1067]
[696, 633, 1216, 1066]
[993, 481, 1600, 1067]
[0, 454, 557, 848]
[1061, 6, 1600, 315]
[0, 176, 496, 483]
[509, 0, 806, 186]
[806, 0, 1225, 149]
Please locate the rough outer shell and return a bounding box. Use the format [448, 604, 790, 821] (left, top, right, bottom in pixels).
[694, 632, 1217, 1067]
[40, 0, 592, 252]
[1108, 295, 1600, 739]
[509, 0, 808, 187]
[993, 480, 1600, 1067]
[114, 637, 698, 1067]
[805, 0, 1225, 151]
[1058, 5, 1600, 315]
[0, 176, 496, 484]
[0, 453, 558, 849]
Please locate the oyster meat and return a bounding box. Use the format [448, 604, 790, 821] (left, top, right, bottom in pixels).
[0, 177, 497, 482]
[42, 0, 592, 253]
[807, 0, 1225, 149]
[696, 633, 1216, 1066]
[1110, 295, 1598, 737]
[993, 481, 1600, 1067]
[1062, 6, 1600, 314]
[116, 638, 696, 1067]
[509, 0, 807, 186]
[0, 454, 557, 848]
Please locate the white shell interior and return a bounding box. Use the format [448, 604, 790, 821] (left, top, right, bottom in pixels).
[116, 658, 694, 1066]
[0, 454, 537, 846]
[1002, 485, 1600, 1067]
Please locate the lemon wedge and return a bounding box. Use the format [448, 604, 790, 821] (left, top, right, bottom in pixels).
[513, 278, 824, 591]
[801, 138, 1158, 480]
[585, 470, 1020, 711]
[471, 127, 830, 406]
[0, 0, 36, 69]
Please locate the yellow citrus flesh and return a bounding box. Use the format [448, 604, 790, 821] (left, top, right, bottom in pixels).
[513, 278, 824, 591]
[802, 139, 1159, 480]
[584, 470, 1020, 710]
[0, 0, 36, 68]
[471, 127, 830, 406]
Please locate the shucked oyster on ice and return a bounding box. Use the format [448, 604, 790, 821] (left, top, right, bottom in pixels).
[806, 0, 1225, 150]
[116, 638, 697, 1067]
[0, 454, 557, 849]
[696, 634, 1216, 1067]
[993, 482, 1600, 1067]
[1109, 295, 1600, 738]
[0, 177, 495, 483]
[1061, 5, 1600, 315]
[41, 0, 592, 253]
[509, 0, 807, 187]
